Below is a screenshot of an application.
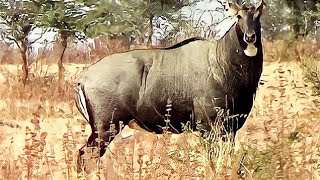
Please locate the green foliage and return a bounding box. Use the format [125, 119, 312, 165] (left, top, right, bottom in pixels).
[34, 1, 88, 39]
[260, 0, 287, 39]
[0, 0, 190, 43]
[0, 1, 38, 48]
[0, 0, 87, 45]
[258, 0, 319, 40]
[80, 0, 189, 39]
[284, 0, 318, 38]
[78, 1, 131, 37]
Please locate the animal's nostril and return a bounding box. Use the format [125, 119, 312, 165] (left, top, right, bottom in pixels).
[245, 35, 249, 42]
[244, 33, 256, 43]
[250, 33, 256, 40]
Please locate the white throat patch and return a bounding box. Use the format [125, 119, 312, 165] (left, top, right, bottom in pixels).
[244, 43, 258, 57]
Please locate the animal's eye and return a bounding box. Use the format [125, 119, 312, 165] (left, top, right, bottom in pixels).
[237, 14, 242, 19]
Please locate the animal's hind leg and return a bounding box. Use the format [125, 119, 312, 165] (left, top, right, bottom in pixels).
[77, 124, 100, 173]
[94, 109, 132, 156]
[77, 114, 121, 173]
[78, 118, 113, 161]
[77, 108, 132, 174]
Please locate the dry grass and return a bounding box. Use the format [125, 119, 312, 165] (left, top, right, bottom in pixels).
[236, 61, 320, 179]
[0, 39, 319, 179]
[0, 63, 90, 179]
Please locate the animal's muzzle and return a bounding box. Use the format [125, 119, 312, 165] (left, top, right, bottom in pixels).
[243, 32, 258, 57]
[244, 33, 256, 44]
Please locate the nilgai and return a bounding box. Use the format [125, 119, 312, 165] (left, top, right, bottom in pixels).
[76, 0, 265, 160]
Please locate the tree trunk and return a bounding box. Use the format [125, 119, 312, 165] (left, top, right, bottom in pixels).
[21, 41, 29, 85]
[58, 36, 67, 83]
[147, 15, 154, 49]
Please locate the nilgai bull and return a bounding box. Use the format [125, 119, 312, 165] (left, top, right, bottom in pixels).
[75, 0, 265, 159]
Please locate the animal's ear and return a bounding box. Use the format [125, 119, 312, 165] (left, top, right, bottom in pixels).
[237, 9, 245, 19]
[225, 0, 240, 17]
[254, 0, 266, 19]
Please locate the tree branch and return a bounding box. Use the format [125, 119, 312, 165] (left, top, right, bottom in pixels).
[5, 36, 21, 50]
[28, 32, 43, 44]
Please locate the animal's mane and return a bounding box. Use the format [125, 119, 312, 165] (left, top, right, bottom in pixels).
[160, 37, 205, 50]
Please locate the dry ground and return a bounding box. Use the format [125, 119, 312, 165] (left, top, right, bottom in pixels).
[0, 60, 319, 179]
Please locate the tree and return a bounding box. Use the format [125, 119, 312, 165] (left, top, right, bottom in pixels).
[33, 0, 88, 82]
[123, 0, 188, 47]
[285, 0, 318, 37]
[0, 1, 39, 84]
[258, 0, 288, 40]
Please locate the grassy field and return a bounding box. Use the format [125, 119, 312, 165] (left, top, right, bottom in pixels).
[0, 39, 320, 179]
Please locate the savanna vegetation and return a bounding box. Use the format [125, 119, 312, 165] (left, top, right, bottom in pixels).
[0, 0, 319, 179]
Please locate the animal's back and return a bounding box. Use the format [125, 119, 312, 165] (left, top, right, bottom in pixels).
[78, 39, 213, 96]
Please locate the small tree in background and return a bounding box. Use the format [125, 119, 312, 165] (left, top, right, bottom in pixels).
[35, 0, 88, 83]
[122, 0, 189, 47]
[285, 0, 318, 38]
[0, 1, 39, 84]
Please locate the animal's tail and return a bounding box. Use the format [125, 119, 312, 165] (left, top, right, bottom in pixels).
[75, 83, 90, 122]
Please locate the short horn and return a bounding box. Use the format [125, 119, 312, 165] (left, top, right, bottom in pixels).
[231, 0, 240, 9]
[257, 0, 266, 9]
[224, 1, 230, 10]
[254, 0, 266, 18]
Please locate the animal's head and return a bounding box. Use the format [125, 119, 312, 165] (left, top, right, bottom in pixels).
[225, 0, 265, 57]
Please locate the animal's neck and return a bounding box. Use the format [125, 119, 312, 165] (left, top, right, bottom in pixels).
[211, 26, 262, 95]
[220, 26, 243, 61]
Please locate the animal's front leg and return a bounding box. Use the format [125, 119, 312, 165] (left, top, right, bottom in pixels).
[193, 98, 216, 134]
